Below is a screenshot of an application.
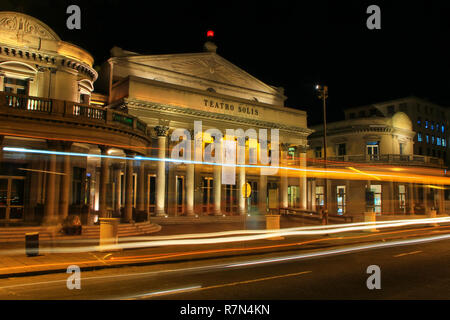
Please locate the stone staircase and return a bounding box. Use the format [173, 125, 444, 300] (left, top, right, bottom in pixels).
[0, 221, 161, 243]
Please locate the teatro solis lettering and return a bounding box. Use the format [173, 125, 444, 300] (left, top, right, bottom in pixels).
[204, 99, 259, 115]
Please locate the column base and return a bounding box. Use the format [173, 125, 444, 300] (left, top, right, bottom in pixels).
[186, 210, 195, 216]
[239, 209, 248, 216]
[155, 211, 167, 217]
[213, 210, 222, 216]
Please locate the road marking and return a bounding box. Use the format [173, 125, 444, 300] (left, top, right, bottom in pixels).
[137, 270, 312, 299]
[393, 250, 422, 258]
[126, 286, 202, 300]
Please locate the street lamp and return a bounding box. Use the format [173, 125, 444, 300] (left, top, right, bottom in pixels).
[315, 84, 328, 224]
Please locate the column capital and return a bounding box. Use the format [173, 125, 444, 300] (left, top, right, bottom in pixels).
[98, 145, 111, 154]
[296, 145, 308, 154]
[61, 141, 73, 152]
[280, 143, 290, 152]
[154, 125, 170, 137]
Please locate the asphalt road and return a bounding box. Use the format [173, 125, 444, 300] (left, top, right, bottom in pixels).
[0, 234, 449, 301]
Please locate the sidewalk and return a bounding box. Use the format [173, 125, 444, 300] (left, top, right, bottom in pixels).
[0, 214, 447, 279]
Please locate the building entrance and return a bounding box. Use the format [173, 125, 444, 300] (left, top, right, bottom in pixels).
[0, 176, 25, 222]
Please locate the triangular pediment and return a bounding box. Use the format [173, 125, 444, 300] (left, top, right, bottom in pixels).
[118, 52, 279, 95]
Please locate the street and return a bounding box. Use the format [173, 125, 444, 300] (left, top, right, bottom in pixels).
[1, 232, 449, 301]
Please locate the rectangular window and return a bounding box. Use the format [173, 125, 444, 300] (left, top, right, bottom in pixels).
[315, 146, 322, 158]
[426, 135, 429, 143]
[442, 125, 445, 134]
[336, 186, 346, 215]
[399, 143, 404, 155]
[369, 184, 382, 214]
[398, 185, 406, 211]
[437, 137, 441, 146]
[431, 122, 434, 130]
[315, 186, 324, 207]
[399, 103, 407, 112]
[425, 120, 429, 129]
[443, 139, 446, 147]
[417, 133, 422, 142]
[3, 77, 28, 95]
[432, 136, 435, 144]
[417, 117, 421, 126]
[367, 141, 379, 160]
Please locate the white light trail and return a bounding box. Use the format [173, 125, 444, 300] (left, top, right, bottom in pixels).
[0, 217, 449, 255]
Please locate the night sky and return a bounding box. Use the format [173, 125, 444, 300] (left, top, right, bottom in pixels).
[2, 0, 450, 125]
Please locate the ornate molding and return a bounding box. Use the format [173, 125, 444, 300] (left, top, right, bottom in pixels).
[0, 12, 60, 41]
[126, 98, 312, 137]
[154, 125, 170, 137]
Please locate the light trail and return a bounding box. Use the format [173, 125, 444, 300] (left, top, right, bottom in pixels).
[225, 233, 450, 268]
[1, 217, 449, 256]
[2, 230, 450, 295]
[3, 147, 450, 184]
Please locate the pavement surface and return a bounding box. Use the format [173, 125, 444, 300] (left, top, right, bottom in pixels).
[0, 214, 448, 280]
[0, 229, 449, 301]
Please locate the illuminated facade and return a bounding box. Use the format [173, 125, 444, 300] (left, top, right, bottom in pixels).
[308, 111, 446, 216]
[97, 44, 312, 217]
[0, 12, 151, 224]
[0, 12, 313, 225]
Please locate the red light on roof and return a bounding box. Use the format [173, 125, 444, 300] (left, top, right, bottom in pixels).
[207, 30, 214, 38]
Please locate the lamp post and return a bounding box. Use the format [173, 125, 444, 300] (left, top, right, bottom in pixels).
[316, 84, 328, 224]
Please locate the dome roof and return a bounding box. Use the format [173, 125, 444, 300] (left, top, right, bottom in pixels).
[0, 11, 61, 41]
[391, 111, 412, 130]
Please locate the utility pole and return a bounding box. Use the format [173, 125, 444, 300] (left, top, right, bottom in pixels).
[316, 84, 328, 224]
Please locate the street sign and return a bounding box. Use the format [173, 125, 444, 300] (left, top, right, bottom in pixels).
[242, 182, 252, 198]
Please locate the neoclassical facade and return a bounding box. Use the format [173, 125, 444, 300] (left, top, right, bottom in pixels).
[308, 111, 446, 216]
[0, 12, 313, 225]
[98, 44, 312, 217]
[0, 12, 152, 225]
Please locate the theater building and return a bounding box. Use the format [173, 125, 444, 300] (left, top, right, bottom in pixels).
[97, 42, 312, 217]
[0, 11, 312, 226]
[308, 111, 447, 217]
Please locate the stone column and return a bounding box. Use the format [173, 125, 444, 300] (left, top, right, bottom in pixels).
[44, 141, 58, 225]
[259, 174, 268, 214]
[155, 125, 169, 216]
[311, 178, 316, 212]
[298, 146, 307, 209]
[137, 159, 146, 215]
[213, 164, 222, 216]
[280, 144, 289, 209]
[59, 142, 73, 220]
[0, 135, 4, 162]
[98, 145, 110, 218]
[123, 152, 134, 223]
[186, 161, 195, 216]
[408, 183, 415, 214]
[424, 184, 430, 213]
[238, 165, 247, 215]
[113, 163, 122, 216]
[439, 186, 445, 214]
[389, 181, 395, 215]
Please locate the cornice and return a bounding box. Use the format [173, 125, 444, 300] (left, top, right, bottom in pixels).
[124, 97, 313, 137]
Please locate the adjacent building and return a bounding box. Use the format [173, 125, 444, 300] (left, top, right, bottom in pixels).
[308, 105, 447, 218]
[0, 11, 313, 226]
